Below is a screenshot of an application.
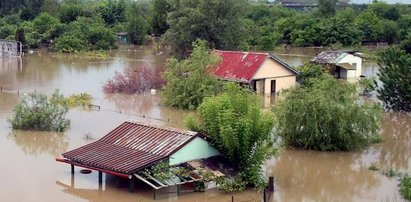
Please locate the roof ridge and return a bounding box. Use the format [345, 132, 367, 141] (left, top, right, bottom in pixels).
[213, 50, 269, 55]
[124, 120, 197, 137]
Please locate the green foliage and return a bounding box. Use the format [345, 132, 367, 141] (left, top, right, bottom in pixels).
[32, 12, 62, 43]
[8, 90, 70, 132]
[165, 0, 248, 57]
[400, 175, 411, 200]
[60, 3, 84, 24]
[298, 63, 328, 86]
[376, 48, 411, 112]
[150, 0, 170, 36]
[401, 34, 411, 54]
[354, 10, 382, 42]
[99, 0, 126, 26]
[216, 176, 246, 192]
[162, 40, 222, 110]
[187, 83, 277, 188]
[273, 76, 383, 151]
[63, 93, 93, 107]
[358, 77, 375, 96]
[127, 2, 149, 45]
[53, 17, 116, 52]
[53, 34, 86, 53]
[317, 0, 338, 16]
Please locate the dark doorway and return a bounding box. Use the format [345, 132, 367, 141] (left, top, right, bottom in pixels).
[271, 80, 276, 93]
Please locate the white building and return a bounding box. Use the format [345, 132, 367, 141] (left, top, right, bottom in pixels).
[311, 50, 363, 79]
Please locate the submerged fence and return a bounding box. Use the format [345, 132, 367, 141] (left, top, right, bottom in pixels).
[0, 39, 22, 57]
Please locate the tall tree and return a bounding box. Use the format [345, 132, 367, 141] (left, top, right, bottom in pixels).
[162, 40, 222, 110]
[376, 48, 411, 112]
[127, 2, 148, 45]
[150, 0, 170, 36]
[318, 0, 338, 16]
[273, 75, 383, 151]
[165, 0, 249, 58]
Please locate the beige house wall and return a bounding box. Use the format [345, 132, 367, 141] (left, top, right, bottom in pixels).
[252, 58, 297, 94]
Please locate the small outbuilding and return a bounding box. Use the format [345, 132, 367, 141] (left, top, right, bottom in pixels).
[311, 50, 363, 79]
[212, 50, 299, 95]
[56, 121, 220, 197]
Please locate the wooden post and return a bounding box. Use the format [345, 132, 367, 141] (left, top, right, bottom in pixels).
[153, 189, 156, 200]
[177, 184, 180, 195]
[268, 177, 274, 192]
[231, 196, 234, 202]
[128, 177, 134, 193]
[71, 164, 74, 174]
[98, 171, 103, 184]
[116, 176, 120, 188]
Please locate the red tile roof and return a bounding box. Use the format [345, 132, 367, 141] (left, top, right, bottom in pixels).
[212, 50, 299, 83]
[62, 121, 198, 175]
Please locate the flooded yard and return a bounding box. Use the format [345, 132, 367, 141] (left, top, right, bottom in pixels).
[0, 46, 409, 202]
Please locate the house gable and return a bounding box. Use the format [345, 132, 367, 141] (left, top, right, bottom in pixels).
[252, 57, 297, 80]
[169, 137, 220, 166]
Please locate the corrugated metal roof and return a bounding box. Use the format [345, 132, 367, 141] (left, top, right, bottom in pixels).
[311, 51, 352, 64]
[212, 50, 298, 82]
[62, 121, 198, 174]
[212, 50, 269, 83]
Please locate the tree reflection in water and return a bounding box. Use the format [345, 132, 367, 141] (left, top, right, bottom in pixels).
[7, 130, 69, 157]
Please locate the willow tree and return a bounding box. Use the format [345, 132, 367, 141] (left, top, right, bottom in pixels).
[273, 76, 383, 151]
[161, 40, 222, 110]
[187, 83, 277, 188]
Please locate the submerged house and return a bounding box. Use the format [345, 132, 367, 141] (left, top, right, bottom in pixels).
[56, 121, 220, 198]
[311, 50, 363, 79]
[212, 50, 299, 95]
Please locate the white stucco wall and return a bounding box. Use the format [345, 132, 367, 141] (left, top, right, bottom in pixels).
[337, 55, 363, 77]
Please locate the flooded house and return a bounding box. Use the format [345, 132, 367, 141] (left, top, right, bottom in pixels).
[212, 50, 299, 96]
[311, 50, 363, 79]
[56, 121, 221, 199]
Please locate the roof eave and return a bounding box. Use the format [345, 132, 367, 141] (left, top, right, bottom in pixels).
[268, 53, 300, 76]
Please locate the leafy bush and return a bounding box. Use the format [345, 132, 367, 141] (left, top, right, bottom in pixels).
[53, 34, 86, 52]
[32, 13, 61, 42]
[103, 65, 165, 93]
[60, 3, 84, 24]
[8, 90, 70, 132]
[216, 176, 246, 192]
[273, 75, 383, 151]
[162, 40, 222, 110]
[127, 2, 148, 45]
[187, 83, 277, 188]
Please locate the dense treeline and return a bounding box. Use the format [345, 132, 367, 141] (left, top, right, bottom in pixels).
[1, 0, 411, 54]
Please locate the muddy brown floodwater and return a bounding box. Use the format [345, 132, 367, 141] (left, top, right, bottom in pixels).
[0, 45, 409, 202]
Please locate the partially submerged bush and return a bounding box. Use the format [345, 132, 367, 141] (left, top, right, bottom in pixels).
[103, 65, 165, 93]
[400, 175, 411, 200]
[274, 75, 383, 151]
[8, 90, 70, 132]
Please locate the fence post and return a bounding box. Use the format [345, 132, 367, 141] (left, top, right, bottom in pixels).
[269, 176, 274, 192]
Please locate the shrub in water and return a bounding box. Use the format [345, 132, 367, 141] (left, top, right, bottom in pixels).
[103, 64, 165, 94]
[8, 90, 70, 132]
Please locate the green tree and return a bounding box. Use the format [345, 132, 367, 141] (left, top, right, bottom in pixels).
[162, 40, 222, 110]
[317, 0, 338, 16]
[273, 75, 383, 151]
[150, 0, 170, 36]
[8, 90, 71, 132]
[60, 3, 84, 24]
[165, 0, 248, 57]
[400, 34, 411, 54]
[187, 83, 277, 188]
[99, 0, 126, 26]
[32, 12, 61, 42]
[127, 2, 149, 45]
[376, 48, 411, 112]
[354, 10, 382, 42]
